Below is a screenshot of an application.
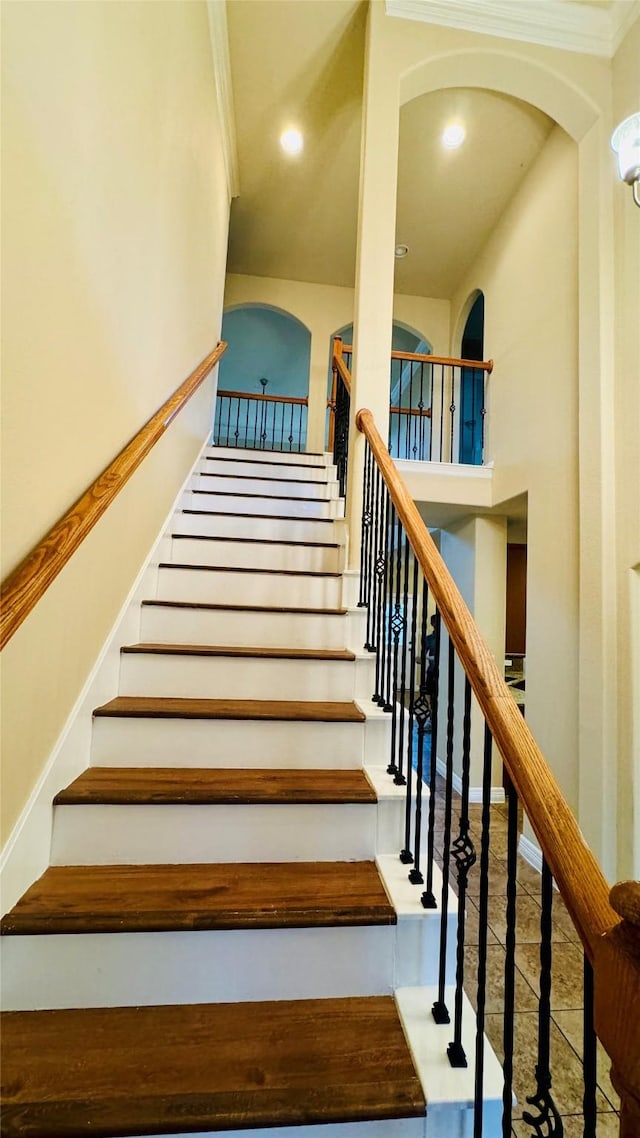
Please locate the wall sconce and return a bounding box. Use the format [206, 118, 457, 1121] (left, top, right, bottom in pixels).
[611, 112, 640, 208]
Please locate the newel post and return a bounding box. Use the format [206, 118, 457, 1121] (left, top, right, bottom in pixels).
[593, 881, 640, 1137]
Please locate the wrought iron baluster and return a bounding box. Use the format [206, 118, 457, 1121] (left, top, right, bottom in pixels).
[402, 547, 419, 866]
[368, 464, 381, 659]
[233, 396, 241, 447]
[243, 396, 250, 449]
[583, 956, 597, 1138]
[473, 723, 494, 1138]
[365, 447, 378, 652]
[359, 445, 373, 608]
[522, 859, 563, 1137]
[450, 366, 456, 463]
[389, 510, 405, 784]
[380, 494, 394, 715]
[481, 372, 487, 464]
[396, 531, 411, 800]
[502, 774, 519, 1136]
[432, 636, 456, 1023]
[439, 364, 445, 463]
[409, 364, 417, 459]
[224, 396, 232, 447]
[410, 576, 430, 887]
[448, 676, 476, 1067]
[418, 362, 425, 460]
[429, 365, 436, 462]
[373, 477, 389, 712]
[421, 608, 441, 909]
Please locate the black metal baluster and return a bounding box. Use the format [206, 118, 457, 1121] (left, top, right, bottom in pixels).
[448, 676, 476, 1067]
[481, 372, 487, 464]
[253, 397, 259, 451]
[243, 396, 250, 449]
[233, 396, 241, 447]
[381, 497, 395, 714]
[389, 511, 405, 784]
[373, 476, 388, 709]
[432, 636, 456, 1022]
[410, 575, 429, 887]
[421, 608, 441, 909]
[450, 366, 456, 462]
[410, 364, 417, 459]
[439, 364, 445, 463]
[418, 362, 425, 460]
[522, 859, 563, 1137]
[473, 724, 494, 1138]
[365, 447, 378, 652]
[359, 445, 373, 608]
[583, 956, 597, 1138]
[502, 774, 519, 1136]
[224, 396, 232, 447]
[396, 531, 411, 797]
[429, 364, 436, 462]
[401, 545, 419, 865]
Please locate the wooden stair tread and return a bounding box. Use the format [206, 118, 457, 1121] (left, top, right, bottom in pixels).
[0, 996, 425, 1135]
[199, 472, 331, 486]
[192, 489, 332, 503]
[121, 644, 356, 661]
[204, 454, 326, 469]
[93, 697, 366, 721]
[54, 767, 377, 806]
[1, 861, 394, 935]
[173, 533, 340, 549]
[183, 508, 335, 524]
[140, 600, 348, 616]
[158, 562, 341, 578]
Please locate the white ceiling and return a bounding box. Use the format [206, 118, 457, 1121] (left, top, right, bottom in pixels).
[224, 0, 627, 300]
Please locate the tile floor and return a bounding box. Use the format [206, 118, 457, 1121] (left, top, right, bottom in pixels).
[428, 778, 621, 1137]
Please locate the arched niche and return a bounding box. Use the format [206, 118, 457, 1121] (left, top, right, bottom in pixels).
[220, 304, 312, 399]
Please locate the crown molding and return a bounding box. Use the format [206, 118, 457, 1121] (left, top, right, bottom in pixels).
[386, 0, 640, 58]
[207, 0, 240, 200]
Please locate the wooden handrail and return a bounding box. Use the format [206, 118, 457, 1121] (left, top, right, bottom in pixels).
[355, 406, 617, 961]
[342, 344, 494, 372]
[332, 339, 352, 396]
[217, 389, 308, 406]
[0, 342, 227, 651]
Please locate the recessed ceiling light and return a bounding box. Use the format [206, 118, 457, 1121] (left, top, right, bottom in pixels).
[280, 128, 303, 156]
[442, 123, 466, 150]
[395, 243, 409, 258]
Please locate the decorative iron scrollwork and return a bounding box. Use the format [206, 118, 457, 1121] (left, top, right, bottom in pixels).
[375, 553, 385, 579]
[451, 831, 477, 880]
[522, 1071, 564, 1137]
[413, 691, 430, 726]
[390, 607, 405, 640]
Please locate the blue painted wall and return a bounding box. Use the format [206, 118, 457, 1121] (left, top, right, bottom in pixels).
[220, 306, 311, 398]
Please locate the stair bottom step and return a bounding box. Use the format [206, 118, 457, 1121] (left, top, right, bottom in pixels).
[1, 996, 426, 1137]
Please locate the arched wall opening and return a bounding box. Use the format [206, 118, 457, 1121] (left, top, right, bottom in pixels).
[459, 291, 485, 466]
[220, 304, 311, 400]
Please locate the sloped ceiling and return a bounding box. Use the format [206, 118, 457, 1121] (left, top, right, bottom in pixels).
[226, 0, 572, 299]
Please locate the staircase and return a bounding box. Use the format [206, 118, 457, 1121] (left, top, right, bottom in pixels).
[1, 446, 499, 1138]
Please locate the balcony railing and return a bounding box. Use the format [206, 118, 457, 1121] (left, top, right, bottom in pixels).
[213, 388, 308, 453]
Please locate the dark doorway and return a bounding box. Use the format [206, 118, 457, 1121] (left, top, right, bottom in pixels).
[459, 293, 485, 465]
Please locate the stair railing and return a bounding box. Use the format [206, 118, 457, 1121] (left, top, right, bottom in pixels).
[341, 344, 493, 465]
[0, 342, 227, 652]
[213, 388, 308, 453]
[353, 399, 639, 1135]
[329, 336, 352, 497]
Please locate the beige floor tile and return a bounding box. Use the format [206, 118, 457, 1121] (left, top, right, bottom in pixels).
[514, 941, 585, 1010]
[486, 894, 567, 947]
[484, 1012, 611, 1118]
[553, 1009, 621, 1111]
[550, 894, 583, 944]
[465, 945, 538, 1013]
[463, 896, 499, 947]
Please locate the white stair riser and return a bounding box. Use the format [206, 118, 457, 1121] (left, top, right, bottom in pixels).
[139, 605, 349, 651]
[205, 446, 330, 466]
[91, 717, 366, 768]
[157, 566, 343, 610]
[191, 474, 338, 501]
[182, 491, 344, 519]
[169, 537, 343, 574]
[200, 458, 336, 482]
[173, 511, 342, 545]
[51, 803, 381, 864]
[118, 654, 374, 703]
[130, 1122, 426, 1138]
[1, 925, 395, 1011]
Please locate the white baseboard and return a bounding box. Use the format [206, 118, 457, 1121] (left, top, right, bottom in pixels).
[0, 436, 211, 917]
[435, 758, 505, 804]
[518, 833, 543, 874]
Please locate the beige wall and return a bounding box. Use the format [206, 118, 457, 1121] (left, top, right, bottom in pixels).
[1, 1, 231, 841]
[223, 273, 449, 450]
[450, 125, 580, 814]
[612, 18, 640, 878]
